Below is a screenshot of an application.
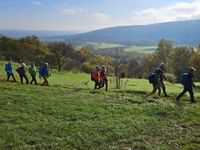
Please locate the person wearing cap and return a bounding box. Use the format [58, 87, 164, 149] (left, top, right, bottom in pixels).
[100, 65, 108, 91]
[40, 63, 50, 86]
[159, 63, 169, 97]
[176, 67, 196, 103]
[5, 61, 16, 82]
[16, 63, 29, 84]
[28, 62, 38, 85]
[147, 68, 162, 97]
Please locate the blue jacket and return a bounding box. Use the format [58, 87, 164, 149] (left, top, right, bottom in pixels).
[40, 66, 50, 77]
[5, 64, 13, 74]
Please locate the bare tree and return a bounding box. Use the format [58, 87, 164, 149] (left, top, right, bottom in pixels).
[110, 48, 128, 89]
[47, 42, 75, 72]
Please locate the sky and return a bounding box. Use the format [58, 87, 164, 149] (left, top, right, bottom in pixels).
[0, 0, 200, 32]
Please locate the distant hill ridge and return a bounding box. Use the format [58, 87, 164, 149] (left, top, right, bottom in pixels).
[1, 20, 200, 46]
[67, 19, 200, 46]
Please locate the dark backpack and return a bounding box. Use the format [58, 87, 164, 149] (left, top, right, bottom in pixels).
[180, 73, 188, 85]
[16, 67, 22, 74]
[148, 73, 156, 84]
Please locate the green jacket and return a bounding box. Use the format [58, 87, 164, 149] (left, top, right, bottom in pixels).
[28, 66, 37, 76]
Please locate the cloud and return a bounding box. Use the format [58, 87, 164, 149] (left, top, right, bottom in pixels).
[61, 8, 114, 30]
[61, 8, 111, 23]
[61, 8, 88, 15]
[90, 13, 111, 22]
[131, 0, 200, 25]
[32, 1, 42, 6]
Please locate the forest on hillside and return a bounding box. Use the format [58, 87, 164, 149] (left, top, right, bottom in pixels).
[1, 36, 200, 82]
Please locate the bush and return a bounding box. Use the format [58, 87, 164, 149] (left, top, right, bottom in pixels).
[165, 73, 176, 83]
[81, 62, 94, 73]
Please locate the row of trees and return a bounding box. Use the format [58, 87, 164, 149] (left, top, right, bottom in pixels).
[1, 36, 200, 85]
[127, 39, 200, 81]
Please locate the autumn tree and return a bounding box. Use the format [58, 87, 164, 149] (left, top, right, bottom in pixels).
[155, 39, 173, 65]
[168, 46, 194, 77]
[127, 59, 139, 78]
[190, 46, 200, 81]
[141, 53, 158, 77]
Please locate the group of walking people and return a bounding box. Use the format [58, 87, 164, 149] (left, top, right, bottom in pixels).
[147, 63, 196, 103]
[91, 65, 108, 91]
[5, 61, 51, 86]
[4, 61, 197, 103]
[90, 63, 197, 103]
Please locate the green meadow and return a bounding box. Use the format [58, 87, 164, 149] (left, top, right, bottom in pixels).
[124, 46, 157, 53]
[0, 62, 200, 149]
[75, 42, 123, 50]
[77, 42, 156, 53]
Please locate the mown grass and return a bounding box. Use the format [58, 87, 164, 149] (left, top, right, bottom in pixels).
[0, 62, 200, 149]
[75, 42, 123, 50]
[124, 46, 157, 53]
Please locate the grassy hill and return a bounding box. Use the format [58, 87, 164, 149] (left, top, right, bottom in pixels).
[0, 62, 200, 149]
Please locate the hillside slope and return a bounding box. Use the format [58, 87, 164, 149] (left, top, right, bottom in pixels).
[67, 20, 200, 46]
[0, 62, 200, 149]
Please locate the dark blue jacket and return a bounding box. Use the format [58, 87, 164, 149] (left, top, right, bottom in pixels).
[185, 73, 194, 90]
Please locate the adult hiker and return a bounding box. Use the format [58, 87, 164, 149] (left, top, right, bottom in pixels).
[100, 65, 108, 91]
[147, 68, 162, 97]
[176, 67, 196, 103]
[16, 63, 29, 84]
[91, 65, 103, 90]
[40, 63, 50, 86]
[5, 61, 16, 82]
[28, 62, 38, 85]
[159, 63, 169, 97]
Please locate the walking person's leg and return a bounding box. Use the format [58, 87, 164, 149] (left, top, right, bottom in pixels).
[94, 80, 100, 89]
[188, 89, 195, 103]
[161, 81, 168, 96]
[41, 76, 48, 86]
[24, 75, 29, 84]
[7, 73, 10, 81]
[105, 82, 108, 91]
[176, 88, 187, 102]
[33, 75, 37, 85]
[20, 75, 23, 84]
[30, 76, 34, 84]
[11, 73, 16, 82]
[158, 85, 161, 96]
[147, 84, 157, 96]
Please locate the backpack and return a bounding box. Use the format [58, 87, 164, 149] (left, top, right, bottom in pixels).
[148, 73, 156, 84]
[91, 72, 95, 81]
[180, 73, 188, 85]
[16, 67, 22, 74]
